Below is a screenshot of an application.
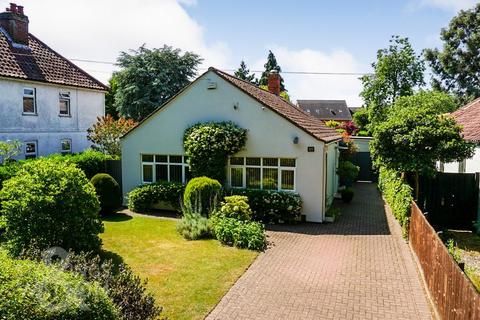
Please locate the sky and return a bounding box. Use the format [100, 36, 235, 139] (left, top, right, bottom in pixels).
[6, 0, 478, 107]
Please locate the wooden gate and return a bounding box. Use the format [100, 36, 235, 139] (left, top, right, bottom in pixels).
[351, 152, 375, 182]
[105, 159, 122, 188]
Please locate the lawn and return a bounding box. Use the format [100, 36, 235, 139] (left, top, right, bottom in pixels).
[100, 212, 258, 320]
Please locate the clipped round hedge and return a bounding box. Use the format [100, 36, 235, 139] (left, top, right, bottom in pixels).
[128, 181, 184, 213]
[0, 159, 103, 256]
[183, 177, 222, 216]
[91, 173, 122, 214]
[0, 250, 119, 319]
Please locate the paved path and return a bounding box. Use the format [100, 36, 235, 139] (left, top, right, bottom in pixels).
[207, 183, 434, 320]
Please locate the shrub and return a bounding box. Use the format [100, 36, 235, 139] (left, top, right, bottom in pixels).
[212, 218, 265, 250]
[67, 150, 113, 179]
[91, 173, 122, 215]
[341, 188, 354, 203]
[229, 189, 302, 223]
[325, 207, 341, 219]
[0, 250, 119, 320]
[183, 177, 222, 216]
[127, 181, 184, 213]
[336, 161, 360, 186]
[176, 213, 211, 240]
[183, 121, 247, 182]
[378, 167, 413, 237]
[0, 159, 103, 256]
[214, 195, 252, 221]
[0, 162, 20, 190]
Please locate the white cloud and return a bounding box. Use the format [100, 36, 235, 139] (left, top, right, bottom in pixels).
[16, 0, 230, 83]
[409, 0, 477, 12]
[252, 46, 366, 108]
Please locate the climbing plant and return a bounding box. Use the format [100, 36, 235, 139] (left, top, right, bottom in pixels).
[183, 122, 247, 182]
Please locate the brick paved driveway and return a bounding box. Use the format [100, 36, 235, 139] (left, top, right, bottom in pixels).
[207, 183, 434, 320]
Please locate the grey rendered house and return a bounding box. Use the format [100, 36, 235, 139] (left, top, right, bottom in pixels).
[0, 4, 107, 159]
[121, 68, 341, 222]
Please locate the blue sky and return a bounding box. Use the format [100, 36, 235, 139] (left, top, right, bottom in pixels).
[10, 0, 478, 106]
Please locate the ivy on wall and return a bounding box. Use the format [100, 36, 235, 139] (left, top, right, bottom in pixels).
[183, 121, 247, 182]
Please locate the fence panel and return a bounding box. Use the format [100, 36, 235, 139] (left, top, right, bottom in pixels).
[105, 159, 122, 188]
[409, 202, 480, 319]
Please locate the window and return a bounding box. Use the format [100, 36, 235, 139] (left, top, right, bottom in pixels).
[141, 154, 190, 184]
[59, 92, 71, 116]
[61, 139, 72, 154]
[23, 88, 36, 114]
[24, 141, 37, 159]
[228, 157, 296, 191]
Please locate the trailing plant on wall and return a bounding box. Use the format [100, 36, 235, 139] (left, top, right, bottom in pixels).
[183, 121, 247, 182]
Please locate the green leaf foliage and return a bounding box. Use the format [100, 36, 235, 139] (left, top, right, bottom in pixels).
[91, 173, 122, 215]
[258, 50, 286, 91]
[234, 60, 257, 84]
[370, 91, 475, 175]
[127, 181, 184, 213]
[0, 159, 103, 256]
[114, 45, 202, 121]
[425, 3, 480, 103]
[183, 177, 222, 217]
[183, 122, 247, 182]
[336, 161, 360, 187]
[214, 195, 253, 221]
[0, 250, 119, 319]
[176, 213, 211, 240]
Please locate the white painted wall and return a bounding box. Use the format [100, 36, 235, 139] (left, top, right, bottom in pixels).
[0, 78, 105, 157]
[440, 145, 480, 173]
[121, 71, 336, 222]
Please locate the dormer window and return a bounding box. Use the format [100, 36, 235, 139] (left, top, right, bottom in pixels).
[23, 87, 36, 114]
[59, 92, 71, 116]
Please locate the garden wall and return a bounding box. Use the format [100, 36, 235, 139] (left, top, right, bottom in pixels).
[409, 202, 480, 319]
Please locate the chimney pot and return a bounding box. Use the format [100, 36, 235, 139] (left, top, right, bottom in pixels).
[267, 70, 281, 95]
[17, 6, 23, 15]
[0, 3, 29, 45]
[9, 3, 17, 14]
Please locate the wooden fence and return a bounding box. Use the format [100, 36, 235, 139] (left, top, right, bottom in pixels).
[409, 202, 480, 319]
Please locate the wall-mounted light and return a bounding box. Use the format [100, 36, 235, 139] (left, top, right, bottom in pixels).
[293, 136, 299, 144]
[233, 102, 239, 110]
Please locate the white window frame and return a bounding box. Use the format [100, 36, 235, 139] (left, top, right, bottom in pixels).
[228, 157, 296, 192]
[24, 141, 38, 159]
[60, 139, 72, 155]
[141, 154, 189, 184]
[22, 87, 36, 115]
[59, 92, 71, 116]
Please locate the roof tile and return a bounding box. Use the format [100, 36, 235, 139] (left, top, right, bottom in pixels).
[451, 98, 480, 142]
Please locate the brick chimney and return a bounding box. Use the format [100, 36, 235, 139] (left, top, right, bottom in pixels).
[0, 3, 29, 45]
[267, 70, 281, 95]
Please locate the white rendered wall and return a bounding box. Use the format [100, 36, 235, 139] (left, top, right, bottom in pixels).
[441, 146, 480, 173]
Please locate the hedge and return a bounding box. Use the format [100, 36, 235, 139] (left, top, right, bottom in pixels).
[127, 181, 185, 213]
[229, 189, 302, 224]
[0, 250, 119, 319]
[378, 167, 413, 237]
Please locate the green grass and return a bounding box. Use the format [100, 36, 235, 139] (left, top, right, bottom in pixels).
[100, 213, 258, 320]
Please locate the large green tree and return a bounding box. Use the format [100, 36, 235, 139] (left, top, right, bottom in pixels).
[234, 60, 257, 84]
[425, 3, 480, 104]
[371, 90, 474, 198]
[258, 50, 286, 91]
[361, 36, 425, 127]
[105, 76, 119, 119]
[114, 45, 202, 121]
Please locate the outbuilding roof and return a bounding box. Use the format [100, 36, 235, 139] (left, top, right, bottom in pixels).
[451, 98, 480, 142]
[0, 31, 107, 91]
[297, 100, 352, 121]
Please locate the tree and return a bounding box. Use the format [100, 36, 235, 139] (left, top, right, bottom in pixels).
[361, 36, 425, 127]
[114, 45, 202, 121]
[258, 50, 286, 91]
[425, 3, 480, 104]
[234, 60, 257, 84]
[0, 140, 21, 164]
[370, 91, 475, 198]
[87, 115, 137, 156]
[105, 76, 119, 119]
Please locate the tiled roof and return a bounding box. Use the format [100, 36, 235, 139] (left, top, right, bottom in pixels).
[451, 98, 480, 142]
[0, 31, 107, 91]
[297, 100, 352, 121]
[212, 68, 341, 143]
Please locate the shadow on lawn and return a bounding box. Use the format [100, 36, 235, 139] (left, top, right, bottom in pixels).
[102, 212, 133, 222]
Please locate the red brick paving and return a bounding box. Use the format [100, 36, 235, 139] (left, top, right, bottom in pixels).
[207, 183, 434, 320]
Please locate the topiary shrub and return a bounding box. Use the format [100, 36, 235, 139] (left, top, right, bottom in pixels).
[341, 188, 354, 203]
[127, 181, 184, 213]
[0, 250, 119, 320]
[183, 177, 222, 217]
[183, 121, 247, 182]
[228, 189, 302, 224]
[91, 173, 122, 215]
[0, 159, 103, 256]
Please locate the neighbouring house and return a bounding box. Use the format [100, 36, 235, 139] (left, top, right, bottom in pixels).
[296, 99, 352, 122]
[439, 98, 480, 173]
[348, 106, 362, 115]
[121, 68, 341, 222]
[0, 4, 107, 159]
